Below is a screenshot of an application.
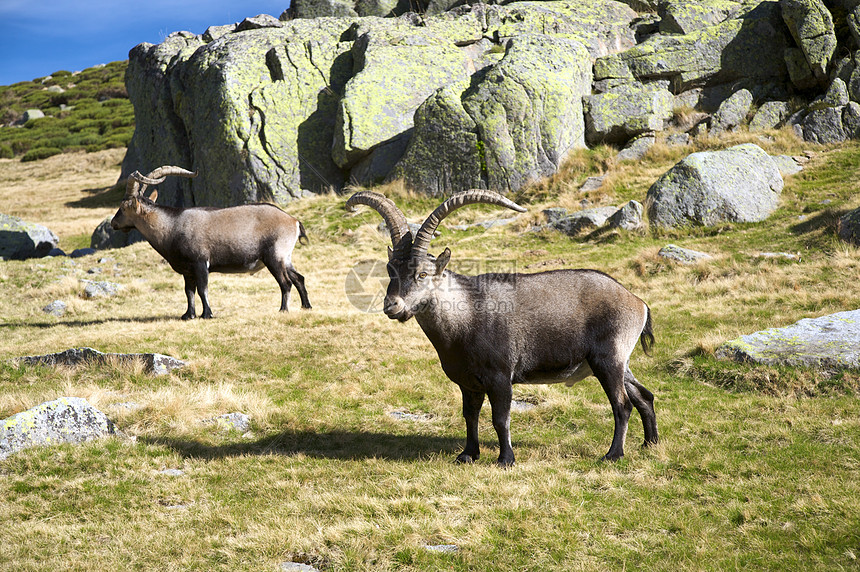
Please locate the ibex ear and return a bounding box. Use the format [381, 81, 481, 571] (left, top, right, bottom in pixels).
[148, 190, 158, 203]
[387, 245, 394, 261]
[132, 197, 142, 215]
[435, 248, 451, 274]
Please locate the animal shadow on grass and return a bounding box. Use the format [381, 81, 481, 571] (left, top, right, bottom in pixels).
[143, 430, 469, 462]
[0, 315, 179, 329]
[790, 207, 850, 236]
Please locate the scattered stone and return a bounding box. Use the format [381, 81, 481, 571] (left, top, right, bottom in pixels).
[448, 218, 517, 231]
[42, 300, 67, 317]
[388, 410, 434, 422]
[837, 206, 860, 245]
[716, 309, 860, 370]
[666, 132, 691, 146]
[90, 217, 145, 250]
[46, 248, 65, 257]
[770, 154, 804, 176]
[548, 206, 619, 236]
[81, 279, 122, 298]
[617, 133, 656, 161]
[203, 412, 252, 432]
[711, 89, 753, 134]
[0, 397, 116, 460]
[579, 176, 606, 192]
[280, 563, 321, 572]
[109, 401, 143, 411]
[658, 244, 713, 264]
[607, 200, 644, 230]
[511, 400, 537, 412]
[0, 213, 60, 260]
[15, 109, 45, 125]
[10, 347, 187, 376]
[87, 267, 102, 275]
[235, 14, 284, 32]
[424, 544, 459, 554]
[756, 252, 800, 260]
[70, 247, 97, 258]
[159, 468, 184, 477]
[647, 144, 784, 228]
[749, 101, 792, 131]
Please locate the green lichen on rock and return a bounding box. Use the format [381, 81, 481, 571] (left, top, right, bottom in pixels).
[659, 0, 742, 35]
[780, 0, 836, 82]
[333, 20, 472, 172]
[584, 83, 674, 145]
[595, 1, 790, 92]
[0, 213, 59, 260]
[393, 33, 592, 194]
[0, 397, 116, 460]
[647, 143, 784, 228]
[716, 310, 860, 371]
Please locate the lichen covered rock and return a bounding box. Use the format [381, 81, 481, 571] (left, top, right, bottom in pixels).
[0, 214, 59, 260]
[647, 143, 784, 228]
[584, 84, 674, 145]
[779, 0, 836, 82]
[716, 310, 860, 370]
[0, 397, 117, 460]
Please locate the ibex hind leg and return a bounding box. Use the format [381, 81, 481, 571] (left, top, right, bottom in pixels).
[624, 369, 658, 447]
[181, 274, 197, 320]
[286, 265, 311, 309]
[590, 358, 632, 462]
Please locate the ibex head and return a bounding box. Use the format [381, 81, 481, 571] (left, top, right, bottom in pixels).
[111, 166, 197, 231]
[347, 190, 525, 322]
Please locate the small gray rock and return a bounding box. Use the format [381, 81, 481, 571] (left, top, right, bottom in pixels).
[389, 410, 434, 422]
[42, 300, 67, 317]
[607, 200, 644, 230]
[617, 133, 656, 161]
[424, 544, 459, 553]
[71, 247, 97, 258]
[549, 206, 619, 236]
[770, 155, 803, 177]
[204, 412, 252, 432]
[658, 244, 713, 264]
[159, 468, 184, 477]
[82, 280, 122, 298]
[0, 397, 116, 460]
[711, 89, 753, 133]
[280, 563, 320, 572]
[838, 206, 860, 246]
[579, 176, 606, 192]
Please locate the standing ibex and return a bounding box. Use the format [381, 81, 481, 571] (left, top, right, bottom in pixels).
[347, 190, 657, 467]
[112, 166, 311, 319]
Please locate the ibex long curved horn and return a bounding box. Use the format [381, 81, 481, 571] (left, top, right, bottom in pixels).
[125, 166, 198, 197]
[412, 189, 526, 256]
[346, 191, 413, 256]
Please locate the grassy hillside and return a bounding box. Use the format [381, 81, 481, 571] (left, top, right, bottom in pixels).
[0, 61, 133, 161]
[0, 127, 859, 571]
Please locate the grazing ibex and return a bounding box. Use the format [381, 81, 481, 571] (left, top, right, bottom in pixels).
[347, 190, 657, 467]
[112, 166, 311, 319]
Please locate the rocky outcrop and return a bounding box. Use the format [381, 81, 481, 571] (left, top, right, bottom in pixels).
[11, 347, 187, 376]
[716, 309, 860, 370]
[647, 143, 784, 228]
[120, 1, 636, 202]
[0, 214, 59, 260]
[779, 0, 836, 83]
[0, 397, 117, 460]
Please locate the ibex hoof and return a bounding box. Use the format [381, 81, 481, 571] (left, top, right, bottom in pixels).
[455, 453, 477, 464]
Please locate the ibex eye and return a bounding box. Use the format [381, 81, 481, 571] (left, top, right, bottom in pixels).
[418, 272, 428, 279]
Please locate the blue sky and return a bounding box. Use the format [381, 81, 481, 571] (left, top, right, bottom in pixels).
[0, 0, 292, 86]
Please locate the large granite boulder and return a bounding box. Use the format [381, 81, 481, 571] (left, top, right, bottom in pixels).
[647, 143, 784, 228]
[716, 309, 860, 370]
[392, 33, 592, 194]
[90, 217, 145, 249]
[0, 214, 59, 260]
[0, 397, 117, 460]
[584, 83, 674, 145]
[779, 0, 836, 83]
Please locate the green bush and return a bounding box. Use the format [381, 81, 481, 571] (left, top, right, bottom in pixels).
[0, 144, 13, 159]
[21, 147, 62, 162]
[0, 61, 133, 160]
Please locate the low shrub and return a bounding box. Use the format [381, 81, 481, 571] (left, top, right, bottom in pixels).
[21, 147, 62, 162]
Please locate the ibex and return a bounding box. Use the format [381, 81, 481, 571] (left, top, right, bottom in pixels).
[347, 190, 657, 467]
[112, 166, 311, 319]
